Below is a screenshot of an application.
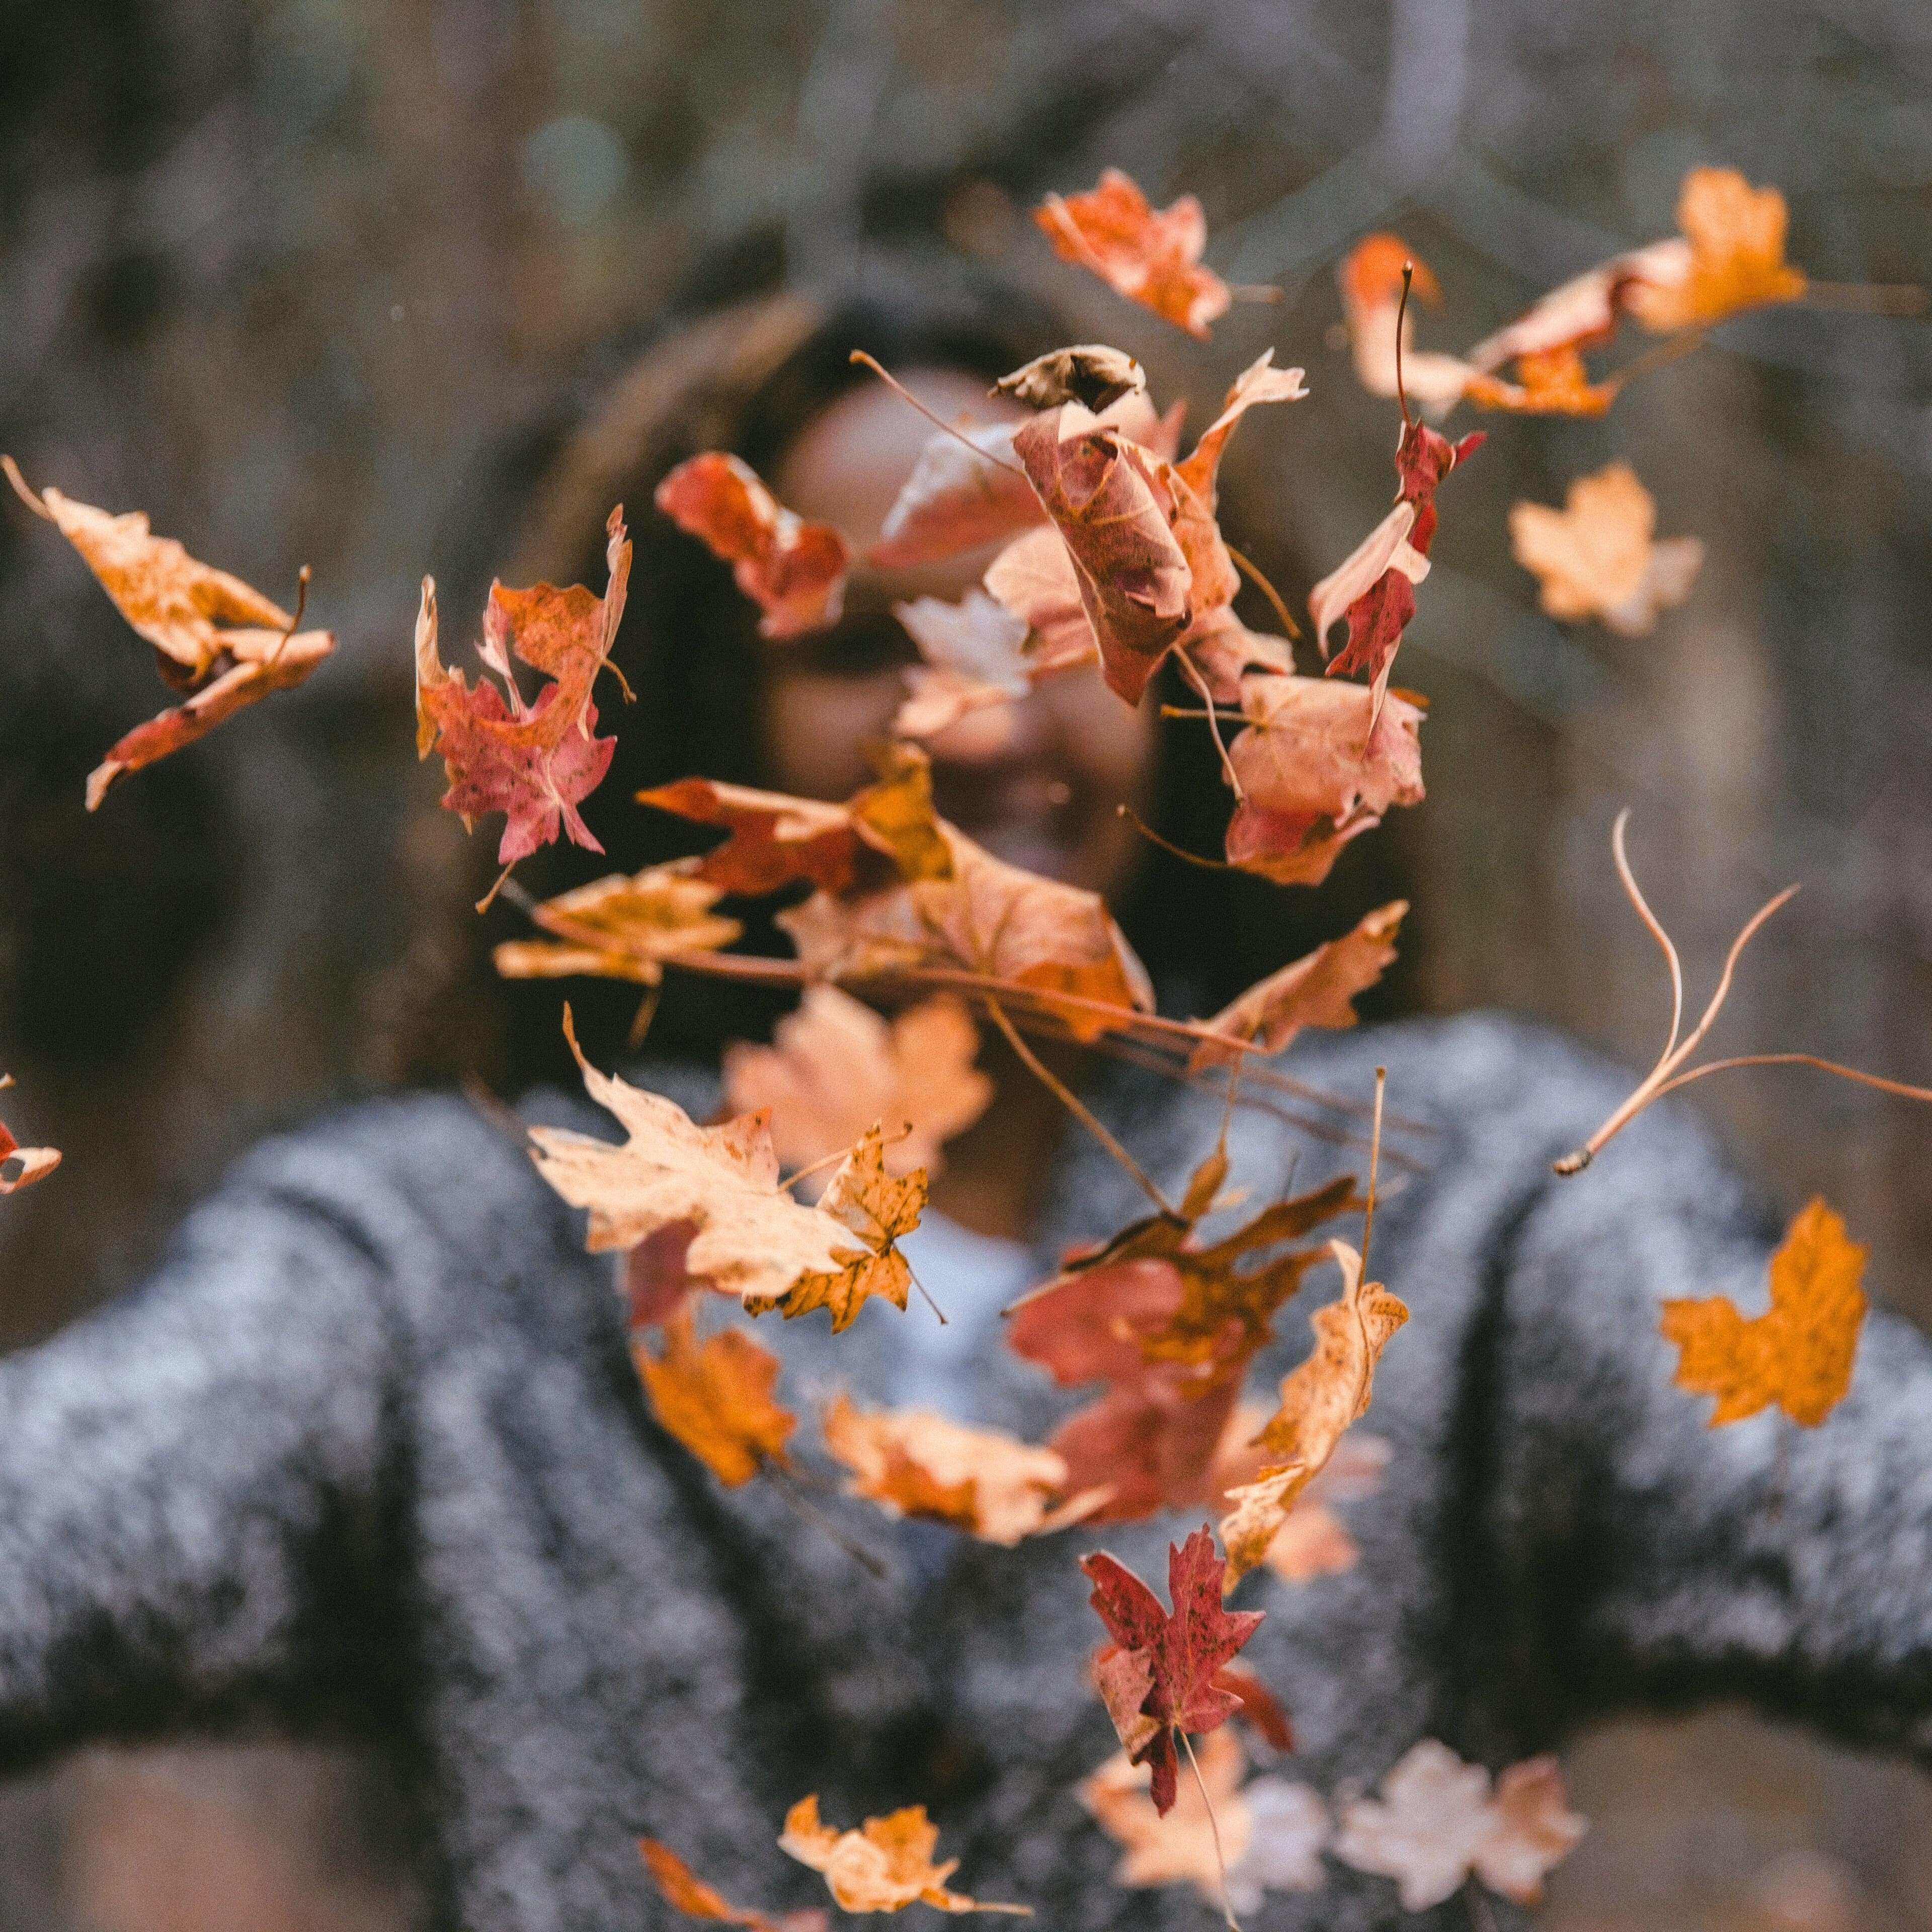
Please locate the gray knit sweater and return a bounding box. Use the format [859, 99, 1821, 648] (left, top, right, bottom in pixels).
[1, 1012, 1927, 1930]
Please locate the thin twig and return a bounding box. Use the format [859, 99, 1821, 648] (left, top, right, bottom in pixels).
[1603, 325, 1708, 395]
[849, 351, 1028, 476]
[1653, 1053, 1932, 1107]
[263, 564, 310, 671]
[1611, 809, 1682, 1064]
[905, 1259, 949, 1326]
[1179, 1728, 1243, 1932]
[1359, 1066, 1387, 1280]
[1175, 649, 1243, 799]
[1117, 802, 1236, 871]
[626, 982, 663, 1050]
[1394, 264, 1415, 429]
[1225, 544, 1301, 641]
[766, 1466, 890, 1580]
[983, 996, 1173, 1216]
[475, 860, 518, 915]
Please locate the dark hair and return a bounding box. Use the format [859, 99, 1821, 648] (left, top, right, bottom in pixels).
[488, 257, 1421, 1088]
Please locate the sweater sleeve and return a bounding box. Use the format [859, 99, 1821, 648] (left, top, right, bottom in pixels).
[1472, 1089, 1932, 1764]
[0, 1095, 535, 1770]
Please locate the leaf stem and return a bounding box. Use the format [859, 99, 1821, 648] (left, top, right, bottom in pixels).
[983, 996, 1173, 1217]
[1174, 649, 1243, 799]
[1225, 545, 1301, 641]
[848, 352, 1029, 477]
[1179, 1728, 1243, 1932]
[1359, 1066, 1387, 1280]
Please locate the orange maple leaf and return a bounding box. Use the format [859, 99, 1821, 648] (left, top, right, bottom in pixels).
[493, 858, 742, 987]
[639, 1837, 827, 1932]
[778, 1797, 1029, 1915]
[1078, 1727, 1252, 1904]
[655, 451, 850, 639]
[723, 987, 992, 1184]
[1507, 462, 1704, 635]
[1623, 166, 1808, 335]
[635, 1306, 795, 1486]
[4, 456, 337, 809]
[1660, 1197, 1868, 1427]
[1035, 169, 1232, 339]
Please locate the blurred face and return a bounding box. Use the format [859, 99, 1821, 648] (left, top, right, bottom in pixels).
[763, 371, 1157, 898]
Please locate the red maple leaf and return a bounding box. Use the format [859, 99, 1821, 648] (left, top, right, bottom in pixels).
[1080, 1526, 1264, 1814]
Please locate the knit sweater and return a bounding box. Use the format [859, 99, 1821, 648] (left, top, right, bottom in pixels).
[1, 1011, 1927, 1931]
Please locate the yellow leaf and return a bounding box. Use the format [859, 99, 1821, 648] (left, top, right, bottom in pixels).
[635, 1308, 794, 1486]
[779, 1797, 1028, 1915]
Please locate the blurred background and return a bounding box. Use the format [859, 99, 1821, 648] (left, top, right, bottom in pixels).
[2, 0, 1930, 1925]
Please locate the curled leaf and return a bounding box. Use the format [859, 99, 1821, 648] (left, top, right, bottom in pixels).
[994, 345, 1146, 414]
[1035, 171, 1232, 339]
[656, 451, 850, 638]
[779, 1797, 1028, 1915]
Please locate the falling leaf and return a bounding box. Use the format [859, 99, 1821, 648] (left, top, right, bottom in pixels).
[1009, 406, 1192, 705]
[1190, 902, 1407, 1070]
[870, 422, 1044, 569]
[655, 452, 850, 639]
[821, 1396, 1098, 1545]
[1235, 1778, 1334, 1898]
[1224, 675, 1425, 887]
[723, 987, 992, 1183]
[1208, 1405, 1392, 1585]
[527, 1009, 870, 1313]
[1462, 344, 1619, 417]
[1008, 1162, 1358, 1517]
[1035, 170, 1232, 339]
[747, 1126, 928, 1333]
[1079, 1728, 1253, 1905]
[1660, 1197, 1868, 1427]
[639, 1837, 828, 1932]
[1219, 1241, 1409, 1586]
[4, 457, 338, 809]
[1462, 239, 1691, 375]
[980, 526, 1102, 674]
[635, 1306, 795, 1487]
[0, 1077, 59, 1196]
[779, 1797, 1029, 1915]
[1508, 461, 1705, 635]
[890, 592, 1032, 740]
[1314, 418, 1482, 717]
[1623, 166, 1807, 334]
[639, 745, 953, 899]
[777, 816, 1154, 1043]
[492, 858, 743, 985]
[1080, 1526, 1265, 1814]
[1332, 1742, 1586, 1911]
[1173, 351, 1309, 506]
[1336, 237, 1477, 416]
[414, 512, 631, 863]
[994, 345, 1148, 414]
[1214, 1664, 1295, 1752]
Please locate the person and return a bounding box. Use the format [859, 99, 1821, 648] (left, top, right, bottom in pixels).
[1, 267, 1929, 1932]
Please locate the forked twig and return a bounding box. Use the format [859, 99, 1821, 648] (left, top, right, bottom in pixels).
[1554, 810, 1932, 1173]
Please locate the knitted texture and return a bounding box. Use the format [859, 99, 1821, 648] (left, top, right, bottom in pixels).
[1, 1012, 1926, 1930]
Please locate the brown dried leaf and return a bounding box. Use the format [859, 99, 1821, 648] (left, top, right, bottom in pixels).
[993, 345, 1147, 414]
[1079, 1728, 1252, 1903]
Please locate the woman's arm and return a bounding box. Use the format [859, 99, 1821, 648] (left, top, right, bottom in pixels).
[0, 1094, 540, 1769]
[1472, 1088, 1932, 1762]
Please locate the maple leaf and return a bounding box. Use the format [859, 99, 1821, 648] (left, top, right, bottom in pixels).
[1208, 1403, 1392, 1585]
[0, 1077, 60, 1196]
[492, 858, 743, 986]
[1623, 166, 1807, 335]
[779, 1797, 1028, 1915]
[1462, 344, 1619, 417]
[1079, 1728, 1253, 1904]
[777, 817, 1154, 1043]
[821, 1395, 1099, 1545]
[1190, 901, 1407, 1071]
[527, 1008, 870, 1311]
[1462, 239, 1692, 376]
[1220, 1240, 1409, 1587]
[890, 592, 1031, 741]
[1080, 1527, 1264, 1814]
[1173, 351, 1309, 508]
[655, 451, 850, 639]
[1336, 237, 1476, 416]
[1332, 1742, 1586, 1911]
[1315, 418, 1482, 717]
[723, 988, 992, 1184]
[639, 1838, 828, 1932]
[750, 1125, 928, 1333]
[640, 744, 953, 898]
[1660, 1197, 1868, 1428]
[414, 520, 631, 865]
[1035, 170, 1232, 339]
[4, 457, 338, 809]
[635, 1305, 795, 1486]
[1508, 462, 1705, 635]
[1008, 1162, 1357, 1518]
[1224, 675, 1425, 887]
[1009, 406, 1192, 705]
